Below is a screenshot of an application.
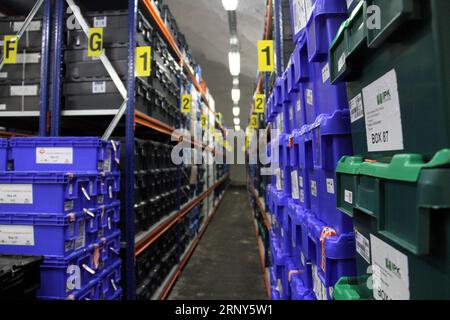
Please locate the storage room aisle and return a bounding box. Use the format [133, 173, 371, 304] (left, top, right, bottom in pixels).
[168, 186, 266, 300]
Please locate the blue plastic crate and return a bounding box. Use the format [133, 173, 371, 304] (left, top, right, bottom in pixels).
[307, 214, 356, 300]
[0, 138, 8, 171]
[282, 72, 293, 134]
[293, 35, 316, 125]
[38, 244, 107, 300]
[287, 59, 306, 131]
[10, 137, 120, 173]
[306, 0, 348, 63]
[273, 189, 289, 238]
[269, 233, 290, 300]
[289, 0, 316, 44]
[99, 259, 121, 300]
[307, 110, 353, 233]
[66, 277, 101, 301]
[0, 211, 95, 257]
[290, 273, 316, 300]
[293, 127, 312, 211]
[0, 172, 102, 214]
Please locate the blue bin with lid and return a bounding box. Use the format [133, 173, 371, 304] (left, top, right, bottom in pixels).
[282, 72, 293, 134]
[0, 211, 92, 257]
[289, 0, 316, 44]
[307, 110, 353, 233]
[97, 201, 120, 238]
[0, 172, 101, 214]
[99, 230, 121, 269]
[65, 277, 101, 301]
[306, 0, 348, 63]
[307, 214, 356, 300]
[287, 57, 306, 131]
[10, 137, 120, 173]
[293, 35, 316, 125]
[37, 243, 106, 300]
[99, 172, 120, 206]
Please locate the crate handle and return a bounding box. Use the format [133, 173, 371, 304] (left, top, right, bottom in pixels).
[83, 208, 95, 218]
[111, 279, 118, 292]
[81, 187, 91, 201]
[82, 264, 96, 275]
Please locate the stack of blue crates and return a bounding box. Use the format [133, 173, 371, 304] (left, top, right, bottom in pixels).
[0, 137, 122, 300]
[268, 0, 357, 300]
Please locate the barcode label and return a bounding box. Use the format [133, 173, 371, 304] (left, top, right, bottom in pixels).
[345, 190, 353, 204]
[10, 85, 38, 96]
[306, 89, 313, 106]
[326, 178, 335, 194]
[338, 52, 346, 72]
[94, 16, 107, 28]
[92, 81, 106, 94]
[310, 180, 317, 197]
[13, 21, 42, 32]
[322, 63, 330, 83]
[355, 229, 371, 263]
[349, 93, 364, 123]
[16, 53, 41, 64]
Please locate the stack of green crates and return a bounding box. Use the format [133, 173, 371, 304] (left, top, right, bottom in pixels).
[329, 0, 450, 300]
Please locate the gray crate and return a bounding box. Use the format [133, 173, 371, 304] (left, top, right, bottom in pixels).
[0, 83, 41, 112]
[0, 17, 43, 50]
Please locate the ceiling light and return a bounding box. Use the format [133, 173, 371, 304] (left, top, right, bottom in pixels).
[234, 118, 240, 125]
[228, 52, 240, 76]
[230, 36, 239, 46]
[232, 107, 240, 116]
[231, 88, 240, 103]
[222, 0, 238, 11]
[233, 77, 239, 86]
[235, 125, 241, 131]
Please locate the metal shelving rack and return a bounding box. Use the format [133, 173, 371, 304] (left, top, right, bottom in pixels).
[0, 0, 52, 136]
[2, 0, 229, 300]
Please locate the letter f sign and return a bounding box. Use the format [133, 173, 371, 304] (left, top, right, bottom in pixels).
[88, 28, 103, 57]
[3, 35, 18, 64]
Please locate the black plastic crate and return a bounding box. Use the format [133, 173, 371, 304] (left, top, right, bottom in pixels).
[0, 17, 43, 50]
[0, 255, 43, 300]
[0, 51, 42, 83]
[0, 82, 41, 112]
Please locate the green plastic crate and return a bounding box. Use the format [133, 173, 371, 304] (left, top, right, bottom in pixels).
[333, 276, 372, 300]
[330, 0, 450, 161]
[335, 149, 450, 299]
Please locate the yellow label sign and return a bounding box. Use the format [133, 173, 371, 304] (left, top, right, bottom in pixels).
[136, 46, 152, 77]
[254, 94, 265, 114]
[88, 28, 103, 57]
[250, 115, 259, 129]
[200, 115, 207, 129]
[3, 35, 18, 64]
[181, 94, 191, 113]
[258, 40, 274, 72]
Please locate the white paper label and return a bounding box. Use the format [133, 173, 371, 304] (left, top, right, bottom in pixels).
[306, 89, 313, 106]
[0, 104, 6, 110]
[296, 99, 301, 112]
[289, 107, 293, 121]
[326, 178, 335, 194]
[36, 147, 73, 164]
[370, 235, 410, 300]
[310, 180, 317, 197]
[322, 63, 330, 83]
[10, 85, 38, 96]
[0, 225, 35, 246]
[299, 176, 304, 188]
[363, 69, 404, 152]
[276, 168, 282, 191]
[0, 184, 33, 204]
[92, 81, 106, 94]
[338, 52, 346, 72]
[0, 72, 7, 78]
[16, 53, 41, 64]
[94, 16, 107, 28]
[344, 190, 353, 204]
[312, 264, 330, 300]
[355, 229, 371, 263]
[293, 0, 307, 34]
[300, 189, 305, 203]
[305, 0, 314, 22]
[349, 93, 364, 123]
[13, 21, 42, 32]
[291, 170, 300, 200]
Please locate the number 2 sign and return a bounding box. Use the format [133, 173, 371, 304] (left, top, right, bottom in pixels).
[254, 94, 265, 114]
[181, 95, 191, 113]
[258, 40, 274, 72]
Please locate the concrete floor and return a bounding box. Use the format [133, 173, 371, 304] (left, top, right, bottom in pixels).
[168, 187, 266, 300]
